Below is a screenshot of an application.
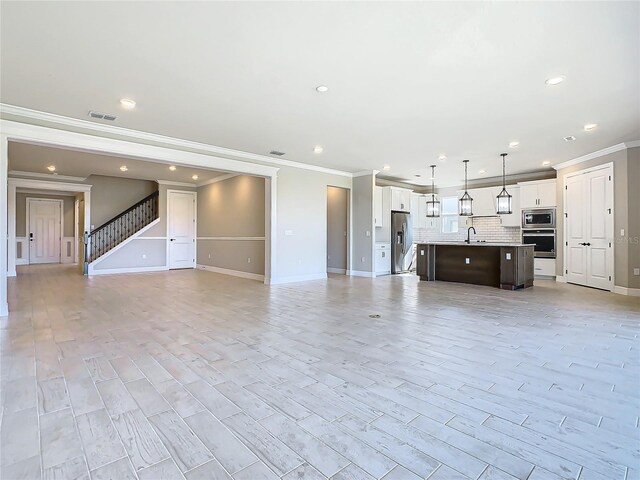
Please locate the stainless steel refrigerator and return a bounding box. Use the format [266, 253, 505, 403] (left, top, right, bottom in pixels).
[391, 211, 413, 274]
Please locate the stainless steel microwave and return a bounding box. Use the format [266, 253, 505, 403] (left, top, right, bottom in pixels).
[522, 209, 555, 229]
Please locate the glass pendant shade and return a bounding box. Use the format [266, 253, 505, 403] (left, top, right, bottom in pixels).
[496, 187, 512, 214]
[426, 164, 440, 218]
[459, 160, 473, 216]
[496, 153, 512, 214]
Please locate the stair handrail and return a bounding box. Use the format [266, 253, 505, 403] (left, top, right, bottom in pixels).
[89, 190, 159, 235]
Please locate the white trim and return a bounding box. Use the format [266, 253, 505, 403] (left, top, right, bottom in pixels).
[16, 188, 77, 197]
[9, 177, 92, 192]
[26, 197, 63, 264]
[167, 190, 197, 270]
[8, 170, 87, 182]
[555, 275, 566, 283]
[136, 236, 167, 240]
[349, 270, 376, 278]
[353, 170, 380, 178]
[613, 286, 640, 297]
[196, 173, 238, 187]
[197, 236, 265, 241]
[156, 180, 196, 187]
[196, 264, 264, 281]
[88, 219, 161, 272]
[267, 273, 327, 285]
[553, 141, 639, 170]
[89, 265, 169, 276]
[1, 104, 351, 177]
[517, 178, 557, 186]
[327, 267, 346, 274]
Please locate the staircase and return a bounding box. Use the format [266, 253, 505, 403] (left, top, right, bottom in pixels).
[84, 190, 159, 270]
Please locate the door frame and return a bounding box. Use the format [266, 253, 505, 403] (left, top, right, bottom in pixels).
[326, 185, 350, 275]
[26, 197, 64, 265]
[166, 189, 197, 270]
[563, 162, 614, 290]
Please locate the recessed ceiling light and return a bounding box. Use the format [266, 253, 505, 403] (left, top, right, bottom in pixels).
[192, 174, 199, 180]
[584, 123, 598, 132]
[542, 161, 551, 166]
[383, 165, 391, 171]
[479, 169, 486, 174]
[169, 165, 177, 171]
[564, 135, 576, 142]
[316, 85, 329, 93]
[120, 165, 128, 172]
[120, 98, 136, 109]
[438, 154, 447, 162]
[313, 145, 324, 154]
[545, 75, 566, 86]
[509, 141, 520, 148]
[47, 165, 56, 172]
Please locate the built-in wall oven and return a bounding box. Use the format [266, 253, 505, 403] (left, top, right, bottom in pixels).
[522, 229, 556, 258]
[522, 209, 555, 229]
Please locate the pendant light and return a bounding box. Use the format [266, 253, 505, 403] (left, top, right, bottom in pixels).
[496, 153, 512, 214]
[459, 159, 473, 216]
[426, 164, 440, 217]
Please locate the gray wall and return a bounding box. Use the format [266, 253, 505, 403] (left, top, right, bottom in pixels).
[16, 193, 74, 237]
[196, 175, 266, 275]
[352, 174, 375, 273]
[85, 174, 157, 228]
[556, 147, 638, 289]
[93, 239, 166, 270]
[327, 186, 348, 271]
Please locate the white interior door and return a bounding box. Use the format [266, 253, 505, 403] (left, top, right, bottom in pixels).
[28, 199, 62, 264]
[564, 165, 613, 290]
[168, 191, 196, 270]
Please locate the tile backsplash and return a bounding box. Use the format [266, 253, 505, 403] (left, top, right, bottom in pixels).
[414, 216, 521, 244]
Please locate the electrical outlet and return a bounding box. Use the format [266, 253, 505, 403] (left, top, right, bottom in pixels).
[505, 253, 511, 260]
[208, 253, 211, 259]
[634, 268, 640, 276]
[247, 257, 251, 263]
[621, 228, 625, 236]
[366, 230, 371, 237]
[465, 258, 470, 264]
[142, 254, 146, 259]
[361, 257, 365, 263]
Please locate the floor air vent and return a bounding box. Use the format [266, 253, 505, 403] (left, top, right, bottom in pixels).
[269, 150, 286, 156]
[89, 111, 117, 121]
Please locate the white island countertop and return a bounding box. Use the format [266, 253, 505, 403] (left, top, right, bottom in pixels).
[419, 242, 535, 247]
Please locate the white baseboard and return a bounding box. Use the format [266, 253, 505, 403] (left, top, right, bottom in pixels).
[613, 286, 640, 297]
[267, 273, 327, 285]
[89, 265, 168, 276]
[349, 270, 376, 278]
[327, 268, 346, 274]
[555, 275, 567, 283]
[197, 264, 264, 282]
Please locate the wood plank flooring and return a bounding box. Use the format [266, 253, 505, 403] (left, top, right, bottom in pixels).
[1, 264, 638, 480]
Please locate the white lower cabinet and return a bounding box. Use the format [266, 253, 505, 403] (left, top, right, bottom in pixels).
[534, 258, 556, 277]
[375, 243, 391, 276]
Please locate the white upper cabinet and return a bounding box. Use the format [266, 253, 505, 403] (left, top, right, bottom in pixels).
[374, 186, 384, 227]
[390, 187, 412, 212]
[519, 180, 556, 208]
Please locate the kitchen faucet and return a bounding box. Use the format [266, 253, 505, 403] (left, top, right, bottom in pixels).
[465, 226, 476, 244]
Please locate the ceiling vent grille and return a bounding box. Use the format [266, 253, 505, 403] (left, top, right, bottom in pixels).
[269, 150, 286, 156]
[563, 135, 576, 142]
[88, 111, 117, 121]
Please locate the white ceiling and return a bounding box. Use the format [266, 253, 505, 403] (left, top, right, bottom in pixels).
[1, 2, 638, 186]
[8, 142, 226, 184]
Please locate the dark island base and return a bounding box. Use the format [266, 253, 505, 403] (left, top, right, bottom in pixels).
[417, 243, 534, 290]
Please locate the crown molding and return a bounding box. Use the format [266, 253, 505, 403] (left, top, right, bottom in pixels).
[156, 180, 196, 187]
[196, 173, 238, 187]
[8, 177, 92, 192]
[1, 103, 353, 178]
[353, 170, 379, 177]
[553, 141, 639, 170]
[8, 169, 87, 182]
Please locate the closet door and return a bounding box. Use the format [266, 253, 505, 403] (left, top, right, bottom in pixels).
[564, 164, 613, 290]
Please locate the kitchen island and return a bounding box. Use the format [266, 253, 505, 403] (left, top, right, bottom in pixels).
[416, 242, 535, 290]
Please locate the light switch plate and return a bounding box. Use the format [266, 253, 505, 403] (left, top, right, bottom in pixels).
[634, 268, 640, 276]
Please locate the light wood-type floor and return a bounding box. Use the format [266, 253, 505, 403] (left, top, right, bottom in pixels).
[2, 265, 639, 480]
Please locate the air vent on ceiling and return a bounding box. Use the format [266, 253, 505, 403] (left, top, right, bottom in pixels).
[269, 150, 286, 156]
[88, 111, 117, 121]
[564, 135, 576, 142]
